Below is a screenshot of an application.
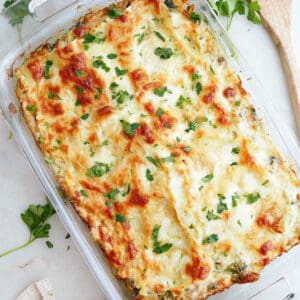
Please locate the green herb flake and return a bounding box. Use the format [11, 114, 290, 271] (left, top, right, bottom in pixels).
[192, 72, 200, 81]
[196, 82, 202, 95]
[107, 53, 118, 59]
[217, 194, 228, 213]
[185, 119, 199, 133]
[154, 47, 174, 59]
[202, 233, 219, 244]
[81, 113, 89, 120]
[176, 95, 192, 109]
[75, 69, 84, 77]
[231, 193, 239, 207]
[107, 8, 122, 19]
[154, 86, 171, 97]
[146, 169, 154, 181]
[146, 154, 175, 167]
[190, 12, 201, 24]
[235, 101, 241, 106]
[77, 87, 84, 93]
[245, 192, 261, 204]
[206, 210, 221, 221]
[80, 189, 88, 197]
[183, 146, 192, 153]
[151, 224, 173, 254]
[154, 31, 165, 42]
[115, 67, 128, 76]
[44, 60, 53, 79]
[93, 57, 110, 72]
[231, 147, 240, 154]
[262, 179, 269, 186]
[156, 107, 165, 117]
[45, 241, 54, 248]
[120, 120, 140, 137]
[86, 162, 110, 177]
[26, 105, 38, 112]
[115, 214, 126, 223]
[134, 32, 145, 44]
[202, 173, 213, 183]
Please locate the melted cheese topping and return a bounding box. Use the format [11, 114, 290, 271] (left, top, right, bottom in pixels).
[16, 0, 300, 299]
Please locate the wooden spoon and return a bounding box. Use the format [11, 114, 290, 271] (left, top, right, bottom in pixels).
[258, 0, 300, 138]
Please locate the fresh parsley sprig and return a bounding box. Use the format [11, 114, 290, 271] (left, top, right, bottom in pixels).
[207, 0, 262, 30]
[0, 198, 56, 259]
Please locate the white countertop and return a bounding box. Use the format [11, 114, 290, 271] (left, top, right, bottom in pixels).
[0, 1, 300, 299]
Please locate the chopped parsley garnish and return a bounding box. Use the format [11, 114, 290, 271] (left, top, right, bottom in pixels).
[231, 193, 239, 207]
[262, 179, 269, 186]
[202, 233, 218, 244]
[75, 100, 81, 106]
[146, 169, 154, 181]
[217, 194, 228, 213]
[77, 87, 84, 93]
[152, 224, 173, 254]
[104, 188, 120, 207]
[80, 189, 88, 197]
[154, 31, 165, 42]
[156, 107, 165, 116]
[245, 192, 261, 204]
[192, 72, 200, 81]
[44, 60, 53, 79]
[26, 105, 38, 112]
[190, 12, 201, 24]
[115, 214, 126, 223]
[115, 67, 128, 76]
[75, 69, 84, 77]
[107, 53, 118, 59]
[153, 86, 171, 97]
[210, 65, 215, 74]
[46, 241, 53, 248]
[231, 147, 240, 154]
[120, 120, 140, 137]
[176, 95, 192, 109]
[235, 101, 241, 106]
[94, 87, 102, 99]
[237, 220, 242, 227]
[48, 91, 62, 100]
[86, 162, 110, 177]
[202, 173, 213, 182]
[93, 57, 110, 72]
[82, 33, 106, 45]
[230, 162, 238, 166]
[196, 82, 202, 95]
[185, 119, 199, 132]
[107, 7, 122, 19]
[183, 146, 192, 152]
[206, 210, 221, 221]
[110, 84, 133, 105]
[134, 32, 145, 44]
[154, 47, 174, 59]
[146, 154, 175, 167]
[81, 113, 89, 120]
[0, 198, 55, 259]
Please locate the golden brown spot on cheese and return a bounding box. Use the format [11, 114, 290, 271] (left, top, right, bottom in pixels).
[183, 65, 196, 76]
[156, 113, 177, 129]
[138, 123, 155, 144]
[97, 105, 114, 118]
[259, 240, 273, 255]
[143, 81, 162, 90]
[223, 87, 236, 98]
[239, 139, 255, 167]
[185, 257, 210, 281]
[256, 215, 284, 234]
[74, 25, 89, 38]
[129, 188, 149, 207]
[41, 101, 64, 116]
[144, 102, 156, 115]
[202, 85, 217, 104]
[79, 180, 103, 194]
[238, 272, 260, 284]
[130, 69, 149, 90]
[128, 242, 138, 259]
[27, 59, 43, 80]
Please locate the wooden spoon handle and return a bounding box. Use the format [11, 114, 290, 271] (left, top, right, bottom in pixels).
[277, 41, 300, 137]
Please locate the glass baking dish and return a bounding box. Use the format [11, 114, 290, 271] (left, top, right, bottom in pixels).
[0, 1, 299, 299]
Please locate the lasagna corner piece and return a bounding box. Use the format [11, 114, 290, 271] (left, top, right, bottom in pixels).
[16, 0, 300, 299]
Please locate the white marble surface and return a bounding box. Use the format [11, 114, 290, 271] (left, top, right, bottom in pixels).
[0, 1, 300, 299]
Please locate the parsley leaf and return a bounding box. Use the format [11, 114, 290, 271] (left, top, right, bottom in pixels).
[93, 57, 110, 72]
[154, 86, 171, 97]
[206, 210, 221, 221]
[146, 154, 175, 167]
[146, 169, 154, 181]
[107, 7, 122, 19]
[231, 192, 239, 207]
[190, 12, 201, 24]
[0, 197, 55, 258]
[152, 225, 173, 254]
[107, 53, 118, 59]
[44, 60, 53, 79]
[217, 194, 228, 213]
[154, 47, 174, 59]
[176, 95, 192, 109]
[202, 174, 214, 183]
[244, 192, 261, 204]
[247, 1, 262, 24]
[115, 214, 126, 223]
[120, 120, 140, 137]
[86, 162, 110, 177]
[185, 119, 199, 133]
[115, 67, 128, 76]
[156, 107, 165, 116]
[202, 233, 219, 244]
[104, 188, 120, 207]
[154, 31, 165, 42]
